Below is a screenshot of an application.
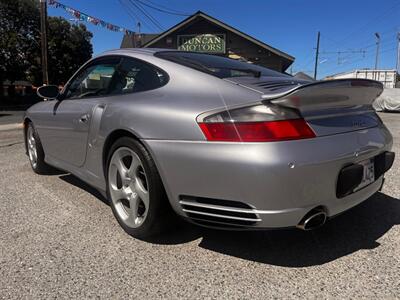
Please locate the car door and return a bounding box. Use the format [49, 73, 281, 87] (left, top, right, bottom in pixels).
[39, 56, 121, 167]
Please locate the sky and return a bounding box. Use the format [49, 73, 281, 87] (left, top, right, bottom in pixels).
[48, 0, 400, 79]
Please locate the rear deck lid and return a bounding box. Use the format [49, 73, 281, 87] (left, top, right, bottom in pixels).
[227, 77, 384, 137]
[229, 77, 383, 136]
[268, 79, 383, 136]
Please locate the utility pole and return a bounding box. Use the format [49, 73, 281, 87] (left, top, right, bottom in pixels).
[374, 32, 380, 71]
[40, 0, 49, 85]
[134, 21, 141, 48]
[313, 31, 320, 80]
[396, 32, 400, 73]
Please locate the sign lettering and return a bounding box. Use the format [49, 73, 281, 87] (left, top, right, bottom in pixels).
[177, 34, 226, 53]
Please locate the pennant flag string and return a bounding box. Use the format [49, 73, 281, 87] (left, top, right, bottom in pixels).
[48, 0, 135, 35]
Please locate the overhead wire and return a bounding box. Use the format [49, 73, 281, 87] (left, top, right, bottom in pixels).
[127, 0, 164, 31]
[327, 2, 400, 48]
[311, 23, 400, 75]
[134, 0, 191, 16]
[320, 45, 398, 76]
[119, 0, 156, 32]
[298, 29, 398, 74]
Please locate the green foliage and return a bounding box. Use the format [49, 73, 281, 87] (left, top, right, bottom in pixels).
[0, 0, 40, 84]
[47, 17, 93, 84]
[0, 0, 93, 86]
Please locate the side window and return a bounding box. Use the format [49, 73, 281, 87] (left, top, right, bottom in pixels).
[108, 57, 168, 95]
[64, 57, 120, 100]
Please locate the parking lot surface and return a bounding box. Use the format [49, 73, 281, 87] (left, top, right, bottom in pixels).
[0, 113, 399, 299]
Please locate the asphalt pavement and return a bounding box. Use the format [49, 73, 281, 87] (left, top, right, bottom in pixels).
[0, 112, 399, 299]
[0, 111, 24, 125]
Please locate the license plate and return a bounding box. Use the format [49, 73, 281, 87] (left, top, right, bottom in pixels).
[354, 158, 375, 191]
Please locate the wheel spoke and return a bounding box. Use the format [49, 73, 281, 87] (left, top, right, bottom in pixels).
[134, 180, 149, 207]
[127, 194, 140, 223]
[110, 187, 126, 201]
[32, 149, 37, 162]
[114, 153, 129, 176]
[127, 155, 141, 179]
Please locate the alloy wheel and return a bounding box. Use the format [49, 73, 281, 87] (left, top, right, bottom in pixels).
[108, 147, 149, 228]
[27, 126, 38, 168]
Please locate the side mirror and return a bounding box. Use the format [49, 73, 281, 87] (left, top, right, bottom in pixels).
[37, 85, 60, 100]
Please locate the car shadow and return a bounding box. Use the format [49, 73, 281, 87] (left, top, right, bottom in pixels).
[194, 192, 400, 267]
[44, 168, 68, 176]
[58, 174, 109, 205]
[55, 172, 400, 267]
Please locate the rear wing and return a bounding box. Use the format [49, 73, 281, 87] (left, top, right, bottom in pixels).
[262, 79, 383, 114]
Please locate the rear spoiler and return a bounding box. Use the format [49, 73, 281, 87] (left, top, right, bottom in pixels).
[262, 79, 383, 113]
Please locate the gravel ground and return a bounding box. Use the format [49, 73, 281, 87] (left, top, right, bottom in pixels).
[0, 113, 399, 299]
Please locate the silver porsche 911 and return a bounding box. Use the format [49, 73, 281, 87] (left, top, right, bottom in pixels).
[25, 48, 395, 238]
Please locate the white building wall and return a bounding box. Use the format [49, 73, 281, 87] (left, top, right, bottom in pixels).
[327, 70, 399, 88]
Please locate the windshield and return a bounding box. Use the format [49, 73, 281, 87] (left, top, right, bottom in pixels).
[155, 51, 290, 79]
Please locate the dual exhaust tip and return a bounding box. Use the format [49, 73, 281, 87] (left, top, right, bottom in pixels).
[296, 208, 327, 231]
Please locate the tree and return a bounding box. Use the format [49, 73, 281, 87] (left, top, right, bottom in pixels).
[0, 0, 40, 86]
[0, 0, 93, 88]
[47, 17, 93, 85]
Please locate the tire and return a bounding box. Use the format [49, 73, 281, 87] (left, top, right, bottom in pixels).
[26, 122, 53, 174]
[106, 137, 176, 239]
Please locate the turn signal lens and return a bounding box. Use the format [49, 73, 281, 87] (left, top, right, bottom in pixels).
[199, 119, 316, 142]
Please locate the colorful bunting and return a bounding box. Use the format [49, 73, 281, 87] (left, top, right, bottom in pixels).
[48, 0, 134, 35]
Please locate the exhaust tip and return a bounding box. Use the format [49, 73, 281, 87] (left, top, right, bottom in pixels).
[297, 209, 327, 231]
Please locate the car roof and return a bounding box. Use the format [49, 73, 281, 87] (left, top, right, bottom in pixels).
[100, 48, 178, 56]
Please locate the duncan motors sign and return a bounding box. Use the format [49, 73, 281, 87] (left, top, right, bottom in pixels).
[177, 34, 226, 53]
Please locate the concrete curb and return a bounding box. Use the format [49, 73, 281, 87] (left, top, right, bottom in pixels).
[0, 123, 23, 131]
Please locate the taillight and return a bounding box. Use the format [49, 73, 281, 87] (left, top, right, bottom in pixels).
[198, 104, 316, 142]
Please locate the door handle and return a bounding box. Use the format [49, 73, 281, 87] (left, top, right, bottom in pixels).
[79, 114, 90, 123]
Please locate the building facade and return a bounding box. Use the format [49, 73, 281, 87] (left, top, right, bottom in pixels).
[120, 11, 294, 72]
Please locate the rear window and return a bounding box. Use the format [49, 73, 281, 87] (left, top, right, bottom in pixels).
[155, 51, 289, 79]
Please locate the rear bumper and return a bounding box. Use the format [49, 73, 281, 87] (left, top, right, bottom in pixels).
[144, 124, 393, 229]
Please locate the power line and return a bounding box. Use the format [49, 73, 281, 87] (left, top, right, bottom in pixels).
[320, 30, 397, 57]
[320, 45, 398, 77]
[134, 0, 191, 16]
[292, 44, 316, 71]
[141, 0, 191, 15]
[119, 0, 155, 32]
[331, 2, 400, 47]
[321, 27, 399, 61]
[127, 0, 164, 31]
[311, 32, 398, 70]
[338, 29, 399, 51]
[296, 29, 397, 73]
[319, 49, 366, 55]
[361, 32, 398, 49]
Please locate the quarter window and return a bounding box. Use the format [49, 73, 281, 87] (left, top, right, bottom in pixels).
[108, 57, 168, 95]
